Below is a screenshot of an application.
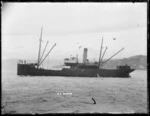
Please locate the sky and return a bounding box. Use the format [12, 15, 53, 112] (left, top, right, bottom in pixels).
[2, 3, 147, 63]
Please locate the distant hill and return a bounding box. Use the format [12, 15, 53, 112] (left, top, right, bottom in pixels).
[102, 55, 147, 70]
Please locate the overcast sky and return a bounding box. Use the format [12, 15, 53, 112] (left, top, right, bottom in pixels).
[2, 3, 147, 62]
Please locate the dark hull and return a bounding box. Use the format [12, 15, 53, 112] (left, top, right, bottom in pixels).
[17, 64, 135, 77]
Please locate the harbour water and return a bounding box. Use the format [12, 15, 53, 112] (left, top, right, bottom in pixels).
[2, 66, 147, 114]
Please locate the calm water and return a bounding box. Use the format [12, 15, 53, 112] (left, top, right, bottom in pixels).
[2, 68, 147, 114]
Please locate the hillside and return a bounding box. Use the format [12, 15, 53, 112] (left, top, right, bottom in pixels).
[102, 55, 147, 70]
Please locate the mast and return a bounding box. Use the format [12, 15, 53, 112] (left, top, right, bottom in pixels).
[100, 46, 107, 63]
[39, 41, 49, 63]
[39, 43, 56, 67]
[76, 54, 78, 63]
[37, 27, 43, 68]
[99, 37, 103, 67]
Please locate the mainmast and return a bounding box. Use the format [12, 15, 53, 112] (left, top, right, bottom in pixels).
[98, 37, 124, 67]
[100, 46, 107, 64]
[37, 27, 43, 69]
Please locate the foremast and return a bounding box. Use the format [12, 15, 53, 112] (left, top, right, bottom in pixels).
[37, 27, 43, 69]
[36, 27, 56, 69]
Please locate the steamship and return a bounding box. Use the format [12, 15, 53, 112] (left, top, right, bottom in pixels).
[17, 28, 135, 77]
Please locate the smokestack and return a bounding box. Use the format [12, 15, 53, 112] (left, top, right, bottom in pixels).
[83, 48, 88, 64]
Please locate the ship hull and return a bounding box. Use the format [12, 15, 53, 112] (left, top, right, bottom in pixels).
[17, 64, 135, 77]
